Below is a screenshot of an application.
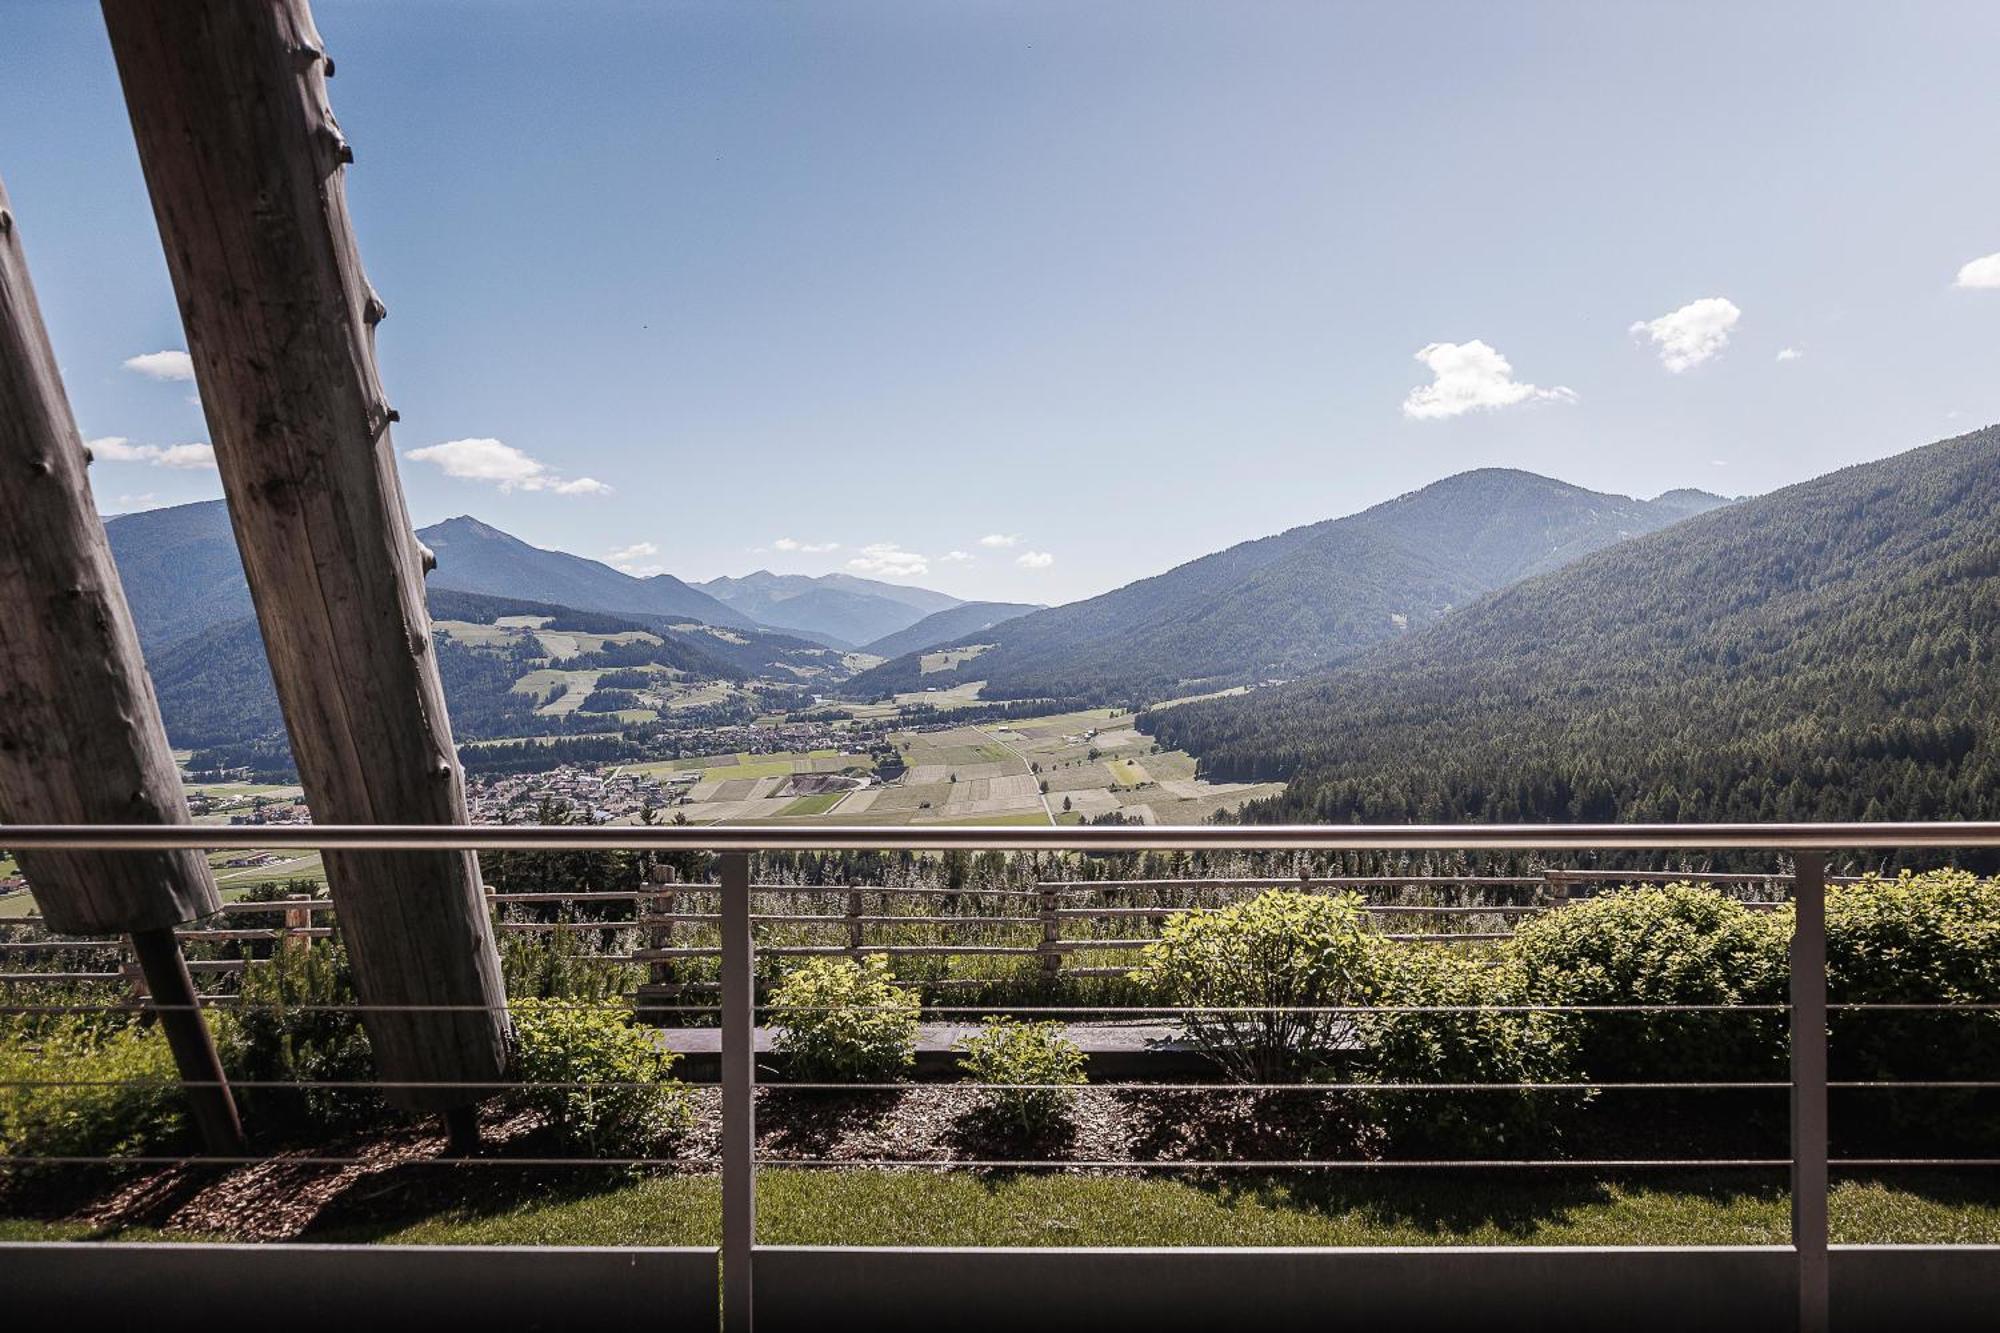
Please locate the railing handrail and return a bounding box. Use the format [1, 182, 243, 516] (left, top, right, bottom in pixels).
[3, 819, 2000, 852]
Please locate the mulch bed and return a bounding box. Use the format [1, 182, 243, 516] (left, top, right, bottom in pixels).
[6, 1082, 1797, 1241]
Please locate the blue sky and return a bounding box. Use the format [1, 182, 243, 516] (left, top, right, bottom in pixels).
[7, 1, 1998, 604]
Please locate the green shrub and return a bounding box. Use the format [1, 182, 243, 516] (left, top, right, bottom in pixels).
[509, 998, 691, 1155]
[1131, 890, 1376, 1081]
[1359, 944, 1569, 1154]
[1825, 870, 2000, 1141]
[768, 956, 920, 1081]
[1506, 884, 1789, 1082]
[222, 940, 383, 1134]
[955, 1018, 1087, 1134]
[501, 925, 635, 1002]
[0, 1018, 185, 1161]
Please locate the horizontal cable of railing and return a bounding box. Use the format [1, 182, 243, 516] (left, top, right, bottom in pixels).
[5, 819, 1999, 851]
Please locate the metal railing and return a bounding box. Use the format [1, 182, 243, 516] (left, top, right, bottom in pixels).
[4, 820, 2000, 1333]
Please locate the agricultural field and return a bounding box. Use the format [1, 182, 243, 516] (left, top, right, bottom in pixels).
[0, 849, 324, 917]
[919, 644, 991, 675]
[657, 702, 1281, 828]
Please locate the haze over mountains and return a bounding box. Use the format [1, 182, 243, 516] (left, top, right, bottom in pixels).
[845, 470, 1733, 705]
[695, 569, 1008, 650]
[102, 500, 1008, 659]
[1145, 427, 2000, 833]
[100, 469, 1741, 755]
[422, 516, 758, 630]
[96, 429, 2000, 839]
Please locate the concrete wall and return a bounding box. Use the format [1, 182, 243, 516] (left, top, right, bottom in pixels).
[6, 1240, 1996, 1332]
[757, 1244, 2000, 1333]
[0, 1242, 718, 1332]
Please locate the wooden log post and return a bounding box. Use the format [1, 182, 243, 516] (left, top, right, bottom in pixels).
[636, 863, 678, 1025]
[0, 173, 244, 1154]
[846, 884, 866, 958]
[1038, 883, 1062, 985]
[101, 0, 510, 1117]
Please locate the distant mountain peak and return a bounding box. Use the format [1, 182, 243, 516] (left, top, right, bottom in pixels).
[428, 514, 515, 540]
[844, 465, 1727, 705]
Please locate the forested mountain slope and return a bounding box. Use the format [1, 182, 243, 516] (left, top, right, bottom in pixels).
[1143, 428, 2000, 827]
[422, 516, 756, 628]
[146, 588, 839, 755]
[103, 499, 254, 651]
[861, 601, 1042, 658]
[845, 470, 1728, 704]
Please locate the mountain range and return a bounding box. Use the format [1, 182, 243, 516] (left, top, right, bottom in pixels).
[696, 569, 976, 649]
[422, 516, 757, 630]
[102, 501, 1000, 659]
[1144, 427, 2000, 836]
[843, 470, 1733, 704]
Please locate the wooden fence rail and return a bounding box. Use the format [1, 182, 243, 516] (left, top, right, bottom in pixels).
[1, 869, 1852, 998]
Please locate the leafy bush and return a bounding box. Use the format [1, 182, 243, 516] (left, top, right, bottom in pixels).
[1506, 884, 1789, 1082]
[502, 925, 636, 1002]
[1359, 944, 1569, 1154]
[955, 1018, 1087, 1134]
[1825, 870, 2000, 1141]
[768, 956, 920, 1081]
[1131, 890, 1376, 1080]
[509, 998, 691, 1155]
[222, 940, 383, 1134]
[0, 1019, 185, 1161]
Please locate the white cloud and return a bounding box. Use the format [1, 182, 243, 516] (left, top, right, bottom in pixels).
[404, 437, 610, 495]
[978, 533, 1022, 548]
[1015, 550, 1055, 570]
[847, 542, 929, 579]
[123, 350, 195, 382]
[942, 550, 973, 563]
[607, 541, 665, 574]
[87, 436, 216, 470]
[1628, 297, 1741, 373]
[1401, 341, 1576, 420]
[1955, 253, 2000, 289]
[773, 537, 840, 554]
[1776, 347, 1803, 362]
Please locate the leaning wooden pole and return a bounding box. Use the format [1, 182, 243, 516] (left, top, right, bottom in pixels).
[102, 0, 509, 1124]
[0, 174, 244, 1154]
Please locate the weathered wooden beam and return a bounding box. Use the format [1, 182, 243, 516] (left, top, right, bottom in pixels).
[0, 173, 244, 1153]
[101, 0, 509, 1111]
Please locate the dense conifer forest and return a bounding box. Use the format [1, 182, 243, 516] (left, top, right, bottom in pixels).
[1142, 429, 2000, 835]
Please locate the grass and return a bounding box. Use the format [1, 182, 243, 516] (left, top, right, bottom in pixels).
[10, 1171, 1998, 1249]
[1107, 757, 1149, 787]
[777, 791, 848, 817]
[208, 851, 324, 890]
[927, 811, 1054, 826]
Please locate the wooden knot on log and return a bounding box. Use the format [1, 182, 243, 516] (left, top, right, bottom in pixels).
[292, 43, 334, 78]
[0, 208, 13, 234]
[317, 125, 354, 167]
[417, 539, 437, 575]
[364, 289, 388, 325]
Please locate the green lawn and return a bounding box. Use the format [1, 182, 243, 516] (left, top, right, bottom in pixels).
[8, 1171, 1998, 1248]
[777, 791, 848, 817]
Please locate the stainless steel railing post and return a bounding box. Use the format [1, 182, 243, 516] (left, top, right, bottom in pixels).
[1790, 851, 1829, 1333]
